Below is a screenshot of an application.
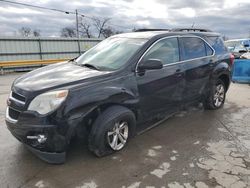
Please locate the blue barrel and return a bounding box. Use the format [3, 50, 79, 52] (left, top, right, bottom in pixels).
[232, 59, 250, 83]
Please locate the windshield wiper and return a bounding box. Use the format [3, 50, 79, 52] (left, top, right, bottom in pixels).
[81, 63, 100, 70]
[68, 57, 78, 64]
[70, 60, 99, 70]
[72, 61, 106, 71]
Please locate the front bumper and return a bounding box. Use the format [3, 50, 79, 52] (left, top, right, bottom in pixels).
[26, 144, 66, 164]
[6, 115, 68, 164]
[5, 87, 85, 164]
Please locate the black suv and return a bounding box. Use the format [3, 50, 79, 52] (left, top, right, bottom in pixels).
[6, 28, 233, 164]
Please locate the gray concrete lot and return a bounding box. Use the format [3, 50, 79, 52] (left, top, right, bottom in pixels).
[1, 73, 250, 188]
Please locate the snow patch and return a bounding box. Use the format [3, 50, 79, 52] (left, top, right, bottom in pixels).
[170, 156, 177, 161]
[147, 149, 157, 157]
[150, 162, 170, 178]
[152, 145, 162, 150]
[76, 181, 97, 188]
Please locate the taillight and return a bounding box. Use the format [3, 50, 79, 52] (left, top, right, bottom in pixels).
[230, 53, 234, 66]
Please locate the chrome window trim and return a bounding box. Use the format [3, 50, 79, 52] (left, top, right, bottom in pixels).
[135, 35, 215, 72]
[9, 91, 25, 105]
[5, 107, 18, 124]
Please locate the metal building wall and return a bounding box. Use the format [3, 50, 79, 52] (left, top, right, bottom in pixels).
[0, 37, 102, 62]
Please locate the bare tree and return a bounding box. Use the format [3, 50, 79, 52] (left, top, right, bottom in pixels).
[33, 29, 41, 37]
[93, 17, 111, 38]
[102, 26, 114, 38]
[19, 27, 32, 37]
[18, 27, 42, 37]
[101, 26, 123, 38]
[61, 27, 76, 38]
[79, 19, 92, 38]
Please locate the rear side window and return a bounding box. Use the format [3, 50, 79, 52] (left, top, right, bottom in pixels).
[205, 43, 214, 56]
[143, 37, 179, 65]
[180, 37, 206, 61]
[206, 36, 227, 54]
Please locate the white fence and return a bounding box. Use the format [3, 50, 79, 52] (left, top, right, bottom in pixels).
[0, 37, 102, 62]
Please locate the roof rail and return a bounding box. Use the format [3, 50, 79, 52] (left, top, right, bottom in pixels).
[134, 29, 169, 32]
[171, 28, 212, 32]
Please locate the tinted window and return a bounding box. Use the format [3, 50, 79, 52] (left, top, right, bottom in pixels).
[181, 37, 206, 60]
[205, 43, 213, 56]
[207, 36, 227, 54]
[143, 37, 179, 65]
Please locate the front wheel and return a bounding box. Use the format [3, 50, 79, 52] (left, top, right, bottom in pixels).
[107, 121, 129, 151]
[88, 106, 136, 157]
[204, 79, 226, 110]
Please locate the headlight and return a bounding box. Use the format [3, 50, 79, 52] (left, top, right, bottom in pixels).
[28, 90, 68, 115]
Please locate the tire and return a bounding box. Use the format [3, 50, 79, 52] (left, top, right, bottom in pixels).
[88, 105, 136, 157]
[204, 79, 226, 110]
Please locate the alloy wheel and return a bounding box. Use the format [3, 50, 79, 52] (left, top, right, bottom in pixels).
[107, 121, 129, 151]
[213, 84, 225, 107]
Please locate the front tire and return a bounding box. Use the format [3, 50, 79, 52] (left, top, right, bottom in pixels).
[204, 79, 226, 110]
[88, 106, 136, 157]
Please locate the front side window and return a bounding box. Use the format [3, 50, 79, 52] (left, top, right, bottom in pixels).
[143, 37, 180, 65]
[76, 37, 147, 70]
[180, 37, 206, 61]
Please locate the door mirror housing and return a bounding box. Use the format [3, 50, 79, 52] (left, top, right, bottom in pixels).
[138, 59, 163, 72]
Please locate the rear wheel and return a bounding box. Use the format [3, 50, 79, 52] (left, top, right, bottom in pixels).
[204, 79, 226, 110]
[88, 106, 136, 157]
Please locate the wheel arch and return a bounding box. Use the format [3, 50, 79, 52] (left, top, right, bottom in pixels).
[211, 61, 231, 92]
[74, 102, 138, 139]
[88, 104, 137, 157]
[218, 74, 230, 92]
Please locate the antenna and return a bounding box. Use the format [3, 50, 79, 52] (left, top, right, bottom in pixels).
[191, 22, 195, 28]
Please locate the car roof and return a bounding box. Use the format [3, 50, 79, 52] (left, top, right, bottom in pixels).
[113, 30, 220, 39]
[113, 31, 168, 39]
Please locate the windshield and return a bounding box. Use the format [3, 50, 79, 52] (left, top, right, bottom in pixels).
[75, 37, 147, 71]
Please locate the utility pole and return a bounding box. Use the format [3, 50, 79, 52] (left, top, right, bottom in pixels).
[75, 9, 81, 55]
[75, 9, 79, 38]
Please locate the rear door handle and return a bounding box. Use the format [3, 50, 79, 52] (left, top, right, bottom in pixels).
[176, 69, 181, 73]
[209, 60, 214, 67]
[175, 69, 183, 77]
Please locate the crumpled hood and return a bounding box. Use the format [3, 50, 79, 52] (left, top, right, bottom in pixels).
[13, 62, 111, 91]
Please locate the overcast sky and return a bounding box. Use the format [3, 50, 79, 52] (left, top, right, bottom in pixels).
[0, 0, 250, 39]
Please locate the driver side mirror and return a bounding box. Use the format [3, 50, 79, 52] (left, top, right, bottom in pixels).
[137, 59, 163, 72]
